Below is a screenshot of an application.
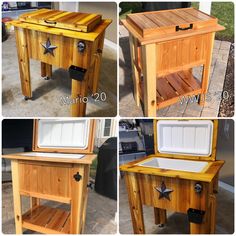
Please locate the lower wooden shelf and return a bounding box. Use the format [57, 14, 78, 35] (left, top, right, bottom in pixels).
[139, 70, 202, 110]
[22, 205, 70, 234]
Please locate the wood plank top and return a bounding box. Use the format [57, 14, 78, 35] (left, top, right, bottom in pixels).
[19, 8, 102, 32]
[120, 156, 224, 182]
[7, 19, 112, 41]
[123, 8, 225, 44]
[2, 152, 97, 164]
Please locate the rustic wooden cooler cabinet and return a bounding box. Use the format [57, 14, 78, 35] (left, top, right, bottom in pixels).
[8, 9, 112, 116]
[120, 120, 224, 234]
[122, 8, 225, 116]
[3, 119, 97, 234]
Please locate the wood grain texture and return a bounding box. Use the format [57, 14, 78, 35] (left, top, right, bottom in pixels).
[15, 27, 32, 98]
[125, 172, 145, 234]
[141, 43, 157, 117]
[123, 8, 225, 44]
[9, 19, 112, 42]
[154, 208, 167, 225]
[41, 62, 52, 78]
[19, 9, 102, 33]
[11, 160, 23, 234]
[22, 205, 71, 234]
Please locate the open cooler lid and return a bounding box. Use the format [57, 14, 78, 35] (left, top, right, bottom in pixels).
[19, 8, 102, 33]
[125, 7, 224, 41]
[33, 119, 96, 154]
[154, 120, 218, 161]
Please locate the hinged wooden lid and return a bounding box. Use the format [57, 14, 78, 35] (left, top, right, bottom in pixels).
[154, 119, 218, 161]
[33, 119, 96, 154]
[124, 8, 224, 43]
[19, 8, 102, 32]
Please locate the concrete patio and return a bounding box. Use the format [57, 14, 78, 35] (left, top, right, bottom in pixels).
[2, 182, 117, 234]
[2, 33, 117, 117]
[119, 25, 231, 117]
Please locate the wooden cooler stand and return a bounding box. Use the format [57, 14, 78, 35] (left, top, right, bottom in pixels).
[3, 119, 97, 234]
[8, 9, 112, 117]
[122, 8, 225, 117]
[120, 120, 224, 234]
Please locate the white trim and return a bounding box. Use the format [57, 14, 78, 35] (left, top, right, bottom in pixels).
[199, 2, 212, 14]
[219, 181, 234, 193]
[104, 39, 117, 51]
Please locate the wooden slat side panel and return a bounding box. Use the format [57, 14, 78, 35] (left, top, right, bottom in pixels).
[156, 34, 209, 76]
[19, 163, 71, 198]
[27, 30, 91, 69]
[138, 174, 209, 213]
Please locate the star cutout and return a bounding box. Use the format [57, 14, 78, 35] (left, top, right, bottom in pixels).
[41, 38, 57, 56]
[155, 182, 173, 201]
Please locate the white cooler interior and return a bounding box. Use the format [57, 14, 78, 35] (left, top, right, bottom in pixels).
[157, 120, 213, 156]
[38, 119, 90, 149]
[138, 157, 208, 173]
[20, 152, 85, 159]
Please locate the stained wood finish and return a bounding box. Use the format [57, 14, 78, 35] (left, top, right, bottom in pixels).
[41, 62, 52, 78]
[7, 10, 112, 117]
[19, 9, 102, 33]
[120, 119, 224, 234]
[154, 208, 167, 225]
[32, 119, 96, 154]
[11, 160, 23, 234]
[153, 120, 219, 161]
[22, 205, 71, 234]
[123, 8, 225, 44]
[124, 8, 224, 116]
[15, 27, 32, 98]
[125, 173, 145, 234]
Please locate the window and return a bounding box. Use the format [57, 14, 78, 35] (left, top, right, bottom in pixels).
[103, 119, 112, 137]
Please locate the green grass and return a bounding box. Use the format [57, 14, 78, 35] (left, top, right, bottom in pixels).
[90, 157, 97, 179]
[119, 2, 234, 42]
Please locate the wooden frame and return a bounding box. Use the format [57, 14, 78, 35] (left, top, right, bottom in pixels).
[123, 8, 225, 117]
[3, 118, 97, 234]
[32, 119, 96, 154]
[8, 9, 112, 117]
[120, 118, 224, 234]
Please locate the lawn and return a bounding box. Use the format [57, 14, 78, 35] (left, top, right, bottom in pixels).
[119, 2, 234, 42]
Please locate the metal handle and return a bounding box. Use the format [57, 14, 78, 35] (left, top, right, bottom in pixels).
[176, 24, 193, 31]
[44, 20, 57, 25]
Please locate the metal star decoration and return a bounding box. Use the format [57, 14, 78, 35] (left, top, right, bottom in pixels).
[155, 182, 173, 201]
[41, 38, 57, 56]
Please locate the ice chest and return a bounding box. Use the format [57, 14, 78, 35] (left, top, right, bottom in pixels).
[7, 9, 112, 116]
[3, 119, 96, 234]
[122, 8, 225, 116]
[120, 120, 224, 234]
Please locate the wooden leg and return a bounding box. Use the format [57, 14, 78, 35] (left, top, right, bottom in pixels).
[141, 43, 157, 117]
[199, 32, 215, 106]
[30, 197, 40, 210]
[70, 165, 86, 234]
[81, 165, 90, 233]
[89, 32, 105, 94]
[71, 74, 89, 117]
[209, 194, 216, 233]
[15, 27, 32, 99]
[41, 62, 52, 78]
[124, 173, 145, 234]
[129, 33, 141, 107]
[154, 208, 167, 225]
[11, 160, 23, 234]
